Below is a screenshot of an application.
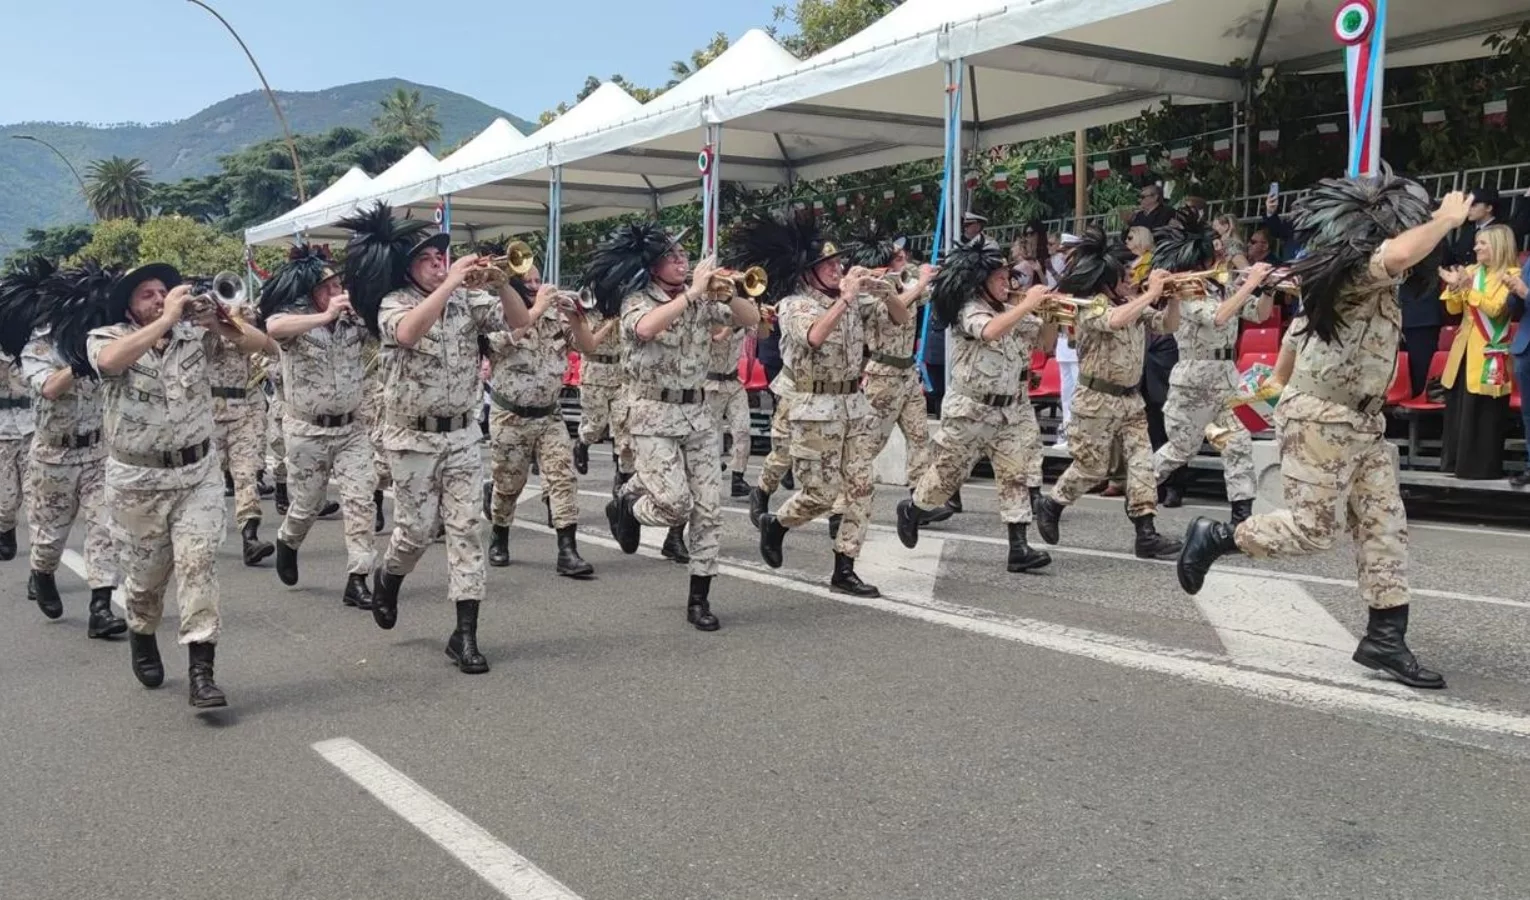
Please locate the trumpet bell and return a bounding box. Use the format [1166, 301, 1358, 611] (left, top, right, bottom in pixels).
[505, 241, 534, 276]
[706, 266, 769, 299]
[211, 271, 245, 306]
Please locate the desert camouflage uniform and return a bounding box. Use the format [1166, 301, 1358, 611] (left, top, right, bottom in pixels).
[757, 367, 796, 494]
[774, 287, 880, 557]
[485, 305, 578, 528]
[1235, 249, 1408, 609]
[270, 307, 375, 574]
[358, 337, 391, 491]
[377, 286, 504, 601]
[87, 322, 224, 644]
[703, 324, 751, 475]
[264, 352, 287, 483]
[1050, 296, 1170, 517]
[21, 331, 113, 586]
[205, 309, 265, 527]
[618, 285, 730, 575]
[0, 361, 34, 533]
[860, 276, 931, 484]
[913, 297, 1044, 523]
[578, 311, 634, 473]
[1152, 288, 1262, 501]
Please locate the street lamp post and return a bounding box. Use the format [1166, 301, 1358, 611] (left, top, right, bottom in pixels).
[12, 134, 92, 214]
[185, 0, 307, 204]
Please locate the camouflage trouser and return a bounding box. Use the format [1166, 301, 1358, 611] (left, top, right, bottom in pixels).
[279, 427, 376, 575]
[28, 457, 115, 586]
[267, 386, 288, 482]
[1235, 413, 1406, 609]
[704, 380, 751, 474]
[215, 405, 265, 526]
[1052, 389, 1156, 518]
[383, 441, 484, 602]
[1154, 366, 1255, 502]
[360, 386, 391, 491]
[777, 415, 880, 558]
[913, 406, 1041, 525]
[0, 435, 32, 531]
[579, 382, 635, 474]
[624, 429, 722, 576]
[488, 408, 577, 529]
[864, 370, 932, 484]
[758, 393, 796, 494]
[109, 460, 225, 643]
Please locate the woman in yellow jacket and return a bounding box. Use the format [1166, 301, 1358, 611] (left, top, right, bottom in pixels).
[1438, 223, 1518, 479]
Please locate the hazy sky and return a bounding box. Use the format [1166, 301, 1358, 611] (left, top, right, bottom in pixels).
[0, 0, 783, 126]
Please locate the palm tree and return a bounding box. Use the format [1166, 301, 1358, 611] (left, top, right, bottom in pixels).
[84, 156, 153, 221]
[372, 88, 442, 149]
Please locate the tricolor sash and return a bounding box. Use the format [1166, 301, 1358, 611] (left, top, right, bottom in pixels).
[1468, 267, 1511, 387]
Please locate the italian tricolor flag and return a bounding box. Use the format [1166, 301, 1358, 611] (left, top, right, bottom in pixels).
[1258, 129, 1279, 151]
[1316, 121, 1340, 141]
[1057, 164, 1075, 185]
[1129, 153, 1148, 175]
[1212, 137, 1232, 160]
[1024, 167, 1041, 188]
[909, 184, 924, 201]
[1168, 144, 1190, 169]
[1484, 95, 1508, 128]
[1091, 156, 1111, 179]
[991, 168, 1010, 190]
[1421, 107, 1447, 127]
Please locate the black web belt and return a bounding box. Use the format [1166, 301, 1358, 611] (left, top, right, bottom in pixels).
[112, 437, 211, 469]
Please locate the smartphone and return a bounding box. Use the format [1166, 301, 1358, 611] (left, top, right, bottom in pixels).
[1268, 182, 1280, 198]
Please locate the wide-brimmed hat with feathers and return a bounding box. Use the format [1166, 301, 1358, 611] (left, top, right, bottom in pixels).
[338, 201, 449, 335]
[40, 262, 117, 378]
[1285, 173, 1432, 343]
[722, 213, 844, 303]
[1151, 207, 1216, 274]
[257, 243, 339, 327]
[843, 224, 897, 270]
[580, 222, 686, 318]
[929, 236, 1007, 326]
[0, 256, 57, 363]
[1056, 225, 1131, 298]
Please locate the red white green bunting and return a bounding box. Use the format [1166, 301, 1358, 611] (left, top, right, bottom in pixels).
[909, 184, 924, 201]
[1090, 156, 1110, 179]
[1258, 129, 1279, 150]
[882, 188, 896, 205]
[1212, 137, 1232, 160]
[1057, 165, 1075, 185]
[835, 195, 847, 211]
[1421, 107, 1447, 127]
[1024, 168, 1041, 188]
[1316, 121, 1341, 141]
[1484, 95, 1508, 127]
[1169, 144, 1190, 169]
[991, 168, 1010, 190]
[1129, 154, 1148, 175]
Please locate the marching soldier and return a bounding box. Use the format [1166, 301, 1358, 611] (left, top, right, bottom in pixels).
[1148, 211, 1274, 524]
[1033, 227, 1184, 559]
[259, 245, 376, 609]
[573, 284, 633, 491]
[0, 260, 122, 636]
[0, 291, 35, 562]
[896, 237, 1054, 572]
[1180, 180, 1472, 690]
[340, 202, 531, 674]
[704, 316, 753, 500]
[735, 213, 889, 596]
[82, 262, 271, 708]
[483, 263, 597, 578]
[596, 223, 759, 631]
[747, 362, 797, 528]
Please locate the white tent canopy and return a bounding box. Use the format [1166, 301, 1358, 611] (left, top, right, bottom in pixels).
[262, 145, 441, 240]
[245, 166, 372, 246]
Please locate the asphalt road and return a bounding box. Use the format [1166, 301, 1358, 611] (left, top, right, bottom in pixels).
[2, 453, 1528, 900]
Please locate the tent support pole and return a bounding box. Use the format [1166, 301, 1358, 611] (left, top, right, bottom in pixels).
[1073, 129, 1086, 232]
[944, 57, 967, 396]
[548, 167, 562, 285]
[442, 194, 453, 266]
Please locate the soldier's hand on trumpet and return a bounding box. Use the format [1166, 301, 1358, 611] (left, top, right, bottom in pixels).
[448, 253, 483, 287]
[160, 284, 193, 325]
[1241, 261, 1275, 288]
[1011, 283, 1053, 315]
[327, 291, 355, 322]
[687, 255, 720, 300]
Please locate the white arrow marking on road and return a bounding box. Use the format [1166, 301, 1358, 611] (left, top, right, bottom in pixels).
[314, 738, 585, 900]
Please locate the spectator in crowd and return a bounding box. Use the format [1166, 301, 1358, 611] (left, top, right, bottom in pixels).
[1448, 186, 1502, 267]
[1504, 256, 1530, 487]
[1399, 239, 1448, 397]
[1255, 193, 1300, 261]
[1051, 231, 1083, 450]
[1438, 223, 1518, 480]
[962, 211, 999, 251]
[1245, 227, 1278, 264]
[1212, 214, 1250, 269]
[1127, 184, 1173, 234]
[1010, 220, 1048, 288]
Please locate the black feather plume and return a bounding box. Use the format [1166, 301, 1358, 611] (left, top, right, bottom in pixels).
[0, 255, 55, 364]
[929, 237, 1005, 326]
[580, 222, 673, 318]
[1283, 174, 1432, 343]
[40, 262, 116, 378]
[721, 213, 834, 304]
[338, 202, 431, 336]
[843, 223, 895, 270]
[1056, 225, 1129, 298]
[257, 243, 335, 328]
[1151, 207, 1216, 274]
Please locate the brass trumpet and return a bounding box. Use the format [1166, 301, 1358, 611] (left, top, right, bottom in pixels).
[462, 241, 535, 290]
[551, 287, 599, 314]
[1156, 269, 1224, 299]
[1037, 294, 1108, 326]
[704, 266, 768, 299]
[850, 266, 902, 299]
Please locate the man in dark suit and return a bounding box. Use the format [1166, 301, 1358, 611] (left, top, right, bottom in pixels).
[1126, 184, 1173, 234]
[1400, 240, 1448, 397]
[1505, 259, 1530, 486]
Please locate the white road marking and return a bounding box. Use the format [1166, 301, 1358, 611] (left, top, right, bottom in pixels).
[1194, 571, 1413, 694]
[514, 517, 1530, 743]
[313, 737, 585, 900]
[565, 488, 1525, 610]
[857, 528, 944, 601]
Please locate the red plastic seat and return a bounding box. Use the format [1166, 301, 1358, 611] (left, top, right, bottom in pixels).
[1030, 349, 1047, 373]
[1253, 305, 1282, 330]
[1030, 358, 1061, 399]
[1383, 351, 1413, 406]
[563, 352, 581, 387]
[1236, 352, 1278, 373]
[1437, 325, 1458, 352]
[1238, 327, 1280, 356]
[1398, 352, 1449, 411]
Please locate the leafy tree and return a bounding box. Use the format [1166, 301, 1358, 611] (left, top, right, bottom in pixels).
[773, 0, 902, 56]
[66, 216, 246, 275]
[1, 224, 94, 271]
[373, 88, 443, 148]
[669, 32, 732, 87]
[84, 156, 153, 222]
[68, 218, 142, 269]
